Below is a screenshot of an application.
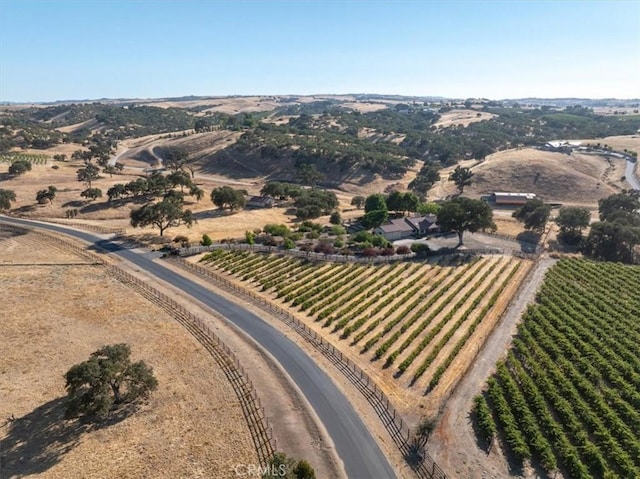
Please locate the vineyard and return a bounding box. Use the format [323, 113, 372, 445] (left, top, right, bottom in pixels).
[196, 250, 530, 398]
[474, 259, 640, 478]
[0, 152, 49, 165]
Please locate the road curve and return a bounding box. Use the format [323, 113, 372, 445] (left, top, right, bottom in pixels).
[0, 216, 396, 479]
[625, 159, 640, 190]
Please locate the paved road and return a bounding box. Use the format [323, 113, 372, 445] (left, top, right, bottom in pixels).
[625, 159, 640, 190]
[0, 216, 396, 479]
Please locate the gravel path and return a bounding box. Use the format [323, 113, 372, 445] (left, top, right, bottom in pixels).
[429, 256, 556, 479]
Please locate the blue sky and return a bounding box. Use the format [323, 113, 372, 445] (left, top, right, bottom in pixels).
[1, 0, 638, 102]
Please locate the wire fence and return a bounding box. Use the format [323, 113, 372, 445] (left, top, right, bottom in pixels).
[172, 256, 448, 479]
[106, 267, 276, 466]
[3, 220, 447, 478]
[0, 222, 276, 468]
[15, 216, 127, 235]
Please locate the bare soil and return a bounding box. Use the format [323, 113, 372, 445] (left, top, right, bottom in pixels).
[429, 257, 556, 479]
[0, 227, 257, 479]
[433, 109, 496, 129]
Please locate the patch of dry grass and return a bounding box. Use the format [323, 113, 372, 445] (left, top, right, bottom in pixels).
[0, 230, 257, 478]
[433, 109, 496, 129]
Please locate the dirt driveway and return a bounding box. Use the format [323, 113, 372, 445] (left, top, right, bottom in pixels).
[428, 257, 556, 479]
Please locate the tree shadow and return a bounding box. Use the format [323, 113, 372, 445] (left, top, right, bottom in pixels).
[0, 225, 29, 241]
[193, 208, 226, 220]
[10, 204, 38, 215]
[61, 200, 87, 208]
[1, 397, 143, 478]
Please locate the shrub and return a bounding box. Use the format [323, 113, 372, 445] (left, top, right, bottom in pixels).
[334, 239, 344, 248]
[381, 247, 395, 256]
[288, 232, 304, 241]
[283, 237, 295, 250]
[371, 234, 390, 248]
[396, 245, 411, 255]
[200, 234, 213, 246]
[173, 235, 190, 247]
[411, 243, 430, 255]
[329, 211, 342, 225]
[331, 225, 346, 236]
[362, 247, 379, 257]
[245, 230, 255, 245]
[264, 223, 291, 237]
[314, 241, 337, 255]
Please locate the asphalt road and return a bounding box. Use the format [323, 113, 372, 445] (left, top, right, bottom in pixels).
[0, 216, 396, 479]
[625, 159, 640, 190]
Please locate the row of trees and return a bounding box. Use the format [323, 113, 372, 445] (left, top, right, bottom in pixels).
[583, 190, 640, 264]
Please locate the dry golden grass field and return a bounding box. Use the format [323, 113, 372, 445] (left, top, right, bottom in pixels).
[433, 109, 496, 129]
[0, 227, 257, 479]
[430, 144, 634, 205]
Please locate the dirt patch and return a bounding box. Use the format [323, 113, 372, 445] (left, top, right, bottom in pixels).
[434, 109, 496, 129]
[0, 229, 257, 479]
[429, 257, 556, 479]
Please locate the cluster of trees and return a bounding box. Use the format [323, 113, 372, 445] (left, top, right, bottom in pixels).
[0, 103, 196, 154]
[8, 159, 32, 176]
[408, 163, 441, 198]
[555, 206, 591, 244]
[260, 181, 339, 220]
[64, 343, 157, 420]
[362, 193, 389, 229]
[513, 198, 551, 232]
[583, 190, 640, 264]
[108, 171, 203, 202]
[130, 195, 194, 236]
[352, 191, 441, 229]
[211, 186, 247, 211]
[36, 186, 57, 205]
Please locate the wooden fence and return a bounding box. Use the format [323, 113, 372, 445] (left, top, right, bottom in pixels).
[0, 222, 276, 467]
[172, 256, 448, 479]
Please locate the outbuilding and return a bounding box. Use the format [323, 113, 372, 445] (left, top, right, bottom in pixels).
[493, 192, 536, 206]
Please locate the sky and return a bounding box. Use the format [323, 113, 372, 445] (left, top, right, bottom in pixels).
[0, 0, 639, 102]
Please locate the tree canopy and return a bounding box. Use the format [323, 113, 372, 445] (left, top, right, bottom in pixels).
[512, 198, 551, 232]
[364, 193, 388, 213]
[555, 206, 591, 243]
[162, 146, 190, 172]
[449, 165, 474, 194]
[210, 186, 247, 211]
[583, 191, 640, 263]
[8, 159, 32, 176]
[64, 343, 158, 420]
[350, 195, 365, 209]
[36, 185, 57, 205]
[130, 196, 194, 236]
[76, 163, 101, 188]
[437, 196, 495, 245]
[0, 189, 16, 210]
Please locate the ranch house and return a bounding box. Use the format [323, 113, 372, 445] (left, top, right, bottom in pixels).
[374, 214, 439, 241]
